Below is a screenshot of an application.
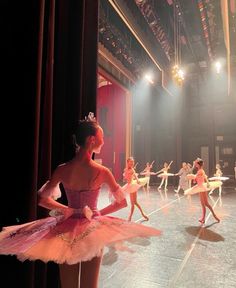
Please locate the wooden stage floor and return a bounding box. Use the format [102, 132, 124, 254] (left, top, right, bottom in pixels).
[98, 184, 236, 288]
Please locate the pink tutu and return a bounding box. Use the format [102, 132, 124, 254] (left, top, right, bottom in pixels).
[184, 181, 222, 195]
[0, 187, 161, 265]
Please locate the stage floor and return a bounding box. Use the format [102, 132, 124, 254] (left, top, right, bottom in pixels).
[98, 184, 236, 288]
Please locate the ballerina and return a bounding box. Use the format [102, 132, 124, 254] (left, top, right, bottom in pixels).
[184, 158, 221, 225]
[156, 161, 174, 190]
[0, 113, 161, 288]
[139, 161, 156, 192]
[123, 157, 149, 221]
[209, 164, 229, 196]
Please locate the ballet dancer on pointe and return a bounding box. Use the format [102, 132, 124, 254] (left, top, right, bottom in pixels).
[156, 161, 173, 191]
[184, 158, 220, 225]
[123, 157, 149, 221]
[140, 161, 155, 192]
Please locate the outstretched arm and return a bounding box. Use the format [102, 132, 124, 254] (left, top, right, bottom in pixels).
[154, 169, 163, 175]
[168, 160, 173, 169]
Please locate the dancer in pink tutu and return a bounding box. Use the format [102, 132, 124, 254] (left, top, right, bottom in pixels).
[0, 113, 161, 288]
[184, 158, 220, 225]
[123, 157, 149, 221]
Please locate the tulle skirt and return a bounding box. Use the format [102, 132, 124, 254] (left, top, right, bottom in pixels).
[157, 173, 174, 178]
[184, 181, 222, 195]
[122, 177, 149, 194]
[208, 176, 229, 181]
[0, 214, 161, 265]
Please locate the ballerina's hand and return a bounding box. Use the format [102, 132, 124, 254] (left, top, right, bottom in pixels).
[83, 205, 93, 221]
[49, 207, 75, 220]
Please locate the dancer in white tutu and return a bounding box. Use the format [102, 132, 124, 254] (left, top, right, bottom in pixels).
[209, 164, 228, 196]
[156, 161, 173, 190]
[140, 161, 155, 192]
[123, 157, 149, 221]
[184, 158, 220, 224]
[0, 113, 161, 288]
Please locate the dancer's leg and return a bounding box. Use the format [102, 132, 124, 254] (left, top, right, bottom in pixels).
[199, 192, 206, 223]
[59, 263, 80, 288]
[132, 192, 149, 220]
[202, 192, 220, 222]
[80, 255, 103, 288]
[128, 193, 136, 221]
[158, 178, 164, 189]
[164, 178, 168, 190]
[175, 185, 180, 193]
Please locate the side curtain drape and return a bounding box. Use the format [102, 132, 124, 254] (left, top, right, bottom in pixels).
[0, 0, 99, 287]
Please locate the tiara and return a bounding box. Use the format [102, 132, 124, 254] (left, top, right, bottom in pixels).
[84, 112, 96, 122]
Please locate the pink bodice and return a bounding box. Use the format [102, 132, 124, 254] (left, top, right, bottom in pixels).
[65, 188, 100, 212]
[195, 170, 205, 185]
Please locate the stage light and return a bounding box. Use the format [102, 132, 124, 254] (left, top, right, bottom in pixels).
[215, 61, 221, 74]
[144, 73, 154, 84]
[172, 65, 185, 85]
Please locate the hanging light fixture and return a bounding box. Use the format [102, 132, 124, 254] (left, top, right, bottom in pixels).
[172, 1, 185, 85]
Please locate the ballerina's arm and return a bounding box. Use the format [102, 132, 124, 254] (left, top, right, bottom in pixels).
[154, 169, 163, 175]
[37, 166, 74, 217]
[99, 168, 127, 216]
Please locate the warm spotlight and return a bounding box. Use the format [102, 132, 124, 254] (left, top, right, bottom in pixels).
[172, 65, 185, 85]
[214, 61, 221, 74]
[144, 73, 154, 84]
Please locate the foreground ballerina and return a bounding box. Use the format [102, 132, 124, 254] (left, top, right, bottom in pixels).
[184, 158, 221, 225]
[0, 113, 161, 288]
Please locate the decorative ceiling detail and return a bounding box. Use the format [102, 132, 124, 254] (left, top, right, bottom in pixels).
[134, 0, 173, 61]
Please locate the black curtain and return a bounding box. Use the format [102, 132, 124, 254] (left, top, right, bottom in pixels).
[0, 0, 99, 287]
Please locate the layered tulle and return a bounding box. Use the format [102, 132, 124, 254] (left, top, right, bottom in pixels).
[122, 177, 149, 194]
[157, 173, 174, 178]
[184, 181, 222, 195]
[0, 213, 161, 264]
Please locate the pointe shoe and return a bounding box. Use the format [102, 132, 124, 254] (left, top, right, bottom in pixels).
[143, 214, 149, 221]
[174, 189, 179, 193]
[198, 219, 205, 224]
[215, 217, 220, 223]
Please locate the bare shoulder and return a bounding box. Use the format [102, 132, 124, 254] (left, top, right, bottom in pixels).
[50, 163, 68, 179]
